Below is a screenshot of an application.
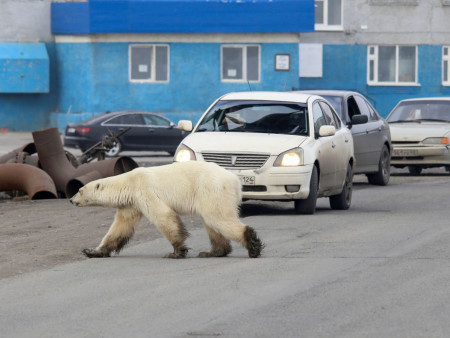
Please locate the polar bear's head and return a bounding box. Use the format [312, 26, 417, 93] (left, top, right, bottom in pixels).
[70, 175, 133, 208]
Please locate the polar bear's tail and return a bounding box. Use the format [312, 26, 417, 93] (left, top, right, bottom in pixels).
[244, 226, 265, 258]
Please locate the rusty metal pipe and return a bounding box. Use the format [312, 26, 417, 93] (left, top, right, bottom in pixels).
[0, 163, 57, 200]
[0, 143, 36, 164]
[33, 128, 138, 198]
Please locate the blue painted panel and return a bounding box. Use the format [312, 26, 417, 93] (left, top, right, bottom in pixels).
[51, 0, 314, 34]
[298, 44, 450, 118]
[0, 43, 49, 93]
[51, 2, 90, 35]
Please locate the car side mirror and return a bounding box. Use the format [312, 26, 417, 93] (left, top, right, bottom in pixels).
[178, 120, 193, 132]
[318, 125, 336, 137]
[348, 114, 368, 129]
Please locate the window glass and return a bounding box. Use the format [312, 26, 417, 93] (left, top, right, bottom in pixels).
[196, 100, 308, 135]
[443, 46, 450, 85]
[247, 46, 259, 81]
[222, 47, 243, 80]
[144, 114, 171, 126]
[131, 46, 152, 80]
[315, 0, 342, 30]
[315, 0, 324, 24]
[354, 96, 372, 119]
[155, 46, 168, 81]
[399, 46, 416, 82]
[130, 45, 169, 82]
[221, 45, 260, 82]
[378, 46, 395, 82]
[319, 101, 338, 127]
[313, 102, 327, 134]
[328, 0, 342, 25]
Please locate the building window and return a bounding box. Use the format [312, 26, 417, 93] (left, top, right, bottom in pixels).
[129, 44, 169, 83]
[221, 45, 260, 82]
[443, 46, 450, 85]
[367, 45, 417, 85]
[315, 0, 343, 31]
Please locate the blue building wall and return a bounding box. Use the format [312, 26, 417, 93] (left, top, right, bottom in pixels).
[298, 44, 450, 117]
[50, 41, 300, 131]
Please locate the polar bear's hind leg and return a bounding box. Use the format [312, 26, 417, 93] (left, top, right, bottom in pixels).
[198, 225, 232, 257]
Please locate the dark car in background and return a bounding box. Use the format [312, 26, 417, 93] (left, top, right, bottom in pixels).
[64, 110, 187, 157]
[295, 90, 391, 186]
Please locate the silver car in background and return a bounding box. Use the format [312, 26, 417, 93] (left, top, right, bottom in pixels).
[295, 90, 392, 185]
[387, 97, 450, 175]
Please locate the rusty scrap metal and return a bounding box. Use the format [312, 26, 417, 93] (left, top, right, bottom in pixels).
[0, 163, 57, 200]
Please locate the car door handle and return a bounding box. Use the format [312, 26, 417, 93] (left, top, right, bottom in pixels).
[147, 129, 155, 132]
[345, 138, 349, 143]
[332, 142, 336, 148]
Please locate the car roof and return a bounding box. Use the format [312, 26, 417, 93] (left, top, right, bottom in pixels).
[219, 91, 315, 104]
[396, 97, 450, 103]
[294, 89, 362, 97]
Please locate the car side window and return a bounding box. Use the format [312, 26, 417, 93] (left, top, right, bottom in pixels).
[319, 101, 341, 129]
[143, 114, 171, 127]
[347, 96, 362, 120]
[365, 101, 380, 121]
[312, 102, 328, 136]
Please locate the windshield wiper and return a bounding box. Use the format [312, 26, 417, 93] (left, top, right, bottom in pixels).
[389, 120, 422, 124]
[417, 118, 450, 123]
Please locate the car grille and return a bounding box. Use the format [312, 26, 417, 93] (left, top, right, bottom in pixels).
[201, 152, 270, 169]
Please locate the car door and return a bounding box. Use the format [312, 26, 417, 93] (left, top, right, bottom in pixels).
[319, 101, 349, 188]
[353, 95, 385, 172]
[312, 101, 339, 191]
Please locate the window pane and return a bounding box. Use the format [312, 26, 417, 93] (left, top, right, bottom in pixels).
[398, 46, 415, 82]
[444, 47, 448, 56]
[378, 46, 395, 82]
[155, 46, 168, 81]
[315, 1, 324, 24]
[328, 0, 342, 25]
[247, 46, 259, 81]
[131, 46, 151, 80]
[444, 61, 448, 82]
[369, 60, 375, 81]
[223, 47, 243, 80]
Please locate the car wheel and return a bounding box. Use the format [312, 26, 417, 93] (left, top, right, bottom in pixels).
[408, 166, 422, 175]
[329, 163, 353, 210]
[294, 165, 318, 215]
[367, 145, 390, 186]
[105, 140, 122, 157]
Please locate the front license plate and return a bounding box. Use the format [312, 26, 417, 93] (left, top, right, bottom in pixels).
[239, 175, 255, 186]
[393, 149, 419, 157]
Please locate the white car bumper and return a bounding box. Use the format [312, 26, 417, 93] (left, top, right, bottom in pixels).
[228, 163, 314, 201]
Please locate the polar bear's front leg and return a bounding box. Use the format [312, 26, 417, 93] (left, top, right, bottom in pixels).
[198, 225, 232, 257]
[82, 207, 143, 258]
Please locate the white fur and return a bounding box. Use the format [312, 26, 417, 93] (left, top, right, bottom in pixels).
[71, 161, 256, 257]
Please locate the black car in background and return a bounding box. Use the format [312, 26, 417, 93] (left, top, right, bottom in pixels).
[64, 110, 188, 157]
[295, 90, 391, 185]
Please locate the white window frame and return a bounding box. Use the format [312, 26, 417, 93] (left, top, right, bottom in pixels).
[315, 0, 344, 31]
[443, 46, 450, 86]
[129, 44, 170, 83]
[367, 45, 418, 86]
[221, 45, 261, 83]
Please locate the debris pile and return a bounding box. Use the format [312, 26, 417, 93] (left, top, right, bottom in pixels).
[0, 128, 138, 200]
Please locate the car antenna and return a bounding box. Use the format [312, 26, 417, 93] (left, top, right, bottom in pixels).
[247, 80, 252, 92]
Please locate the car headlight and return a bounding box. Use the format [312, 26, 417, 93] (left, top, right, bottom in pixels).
[174, 144, 196, 162]
[423, 137, 449, 145]
[274, 148, 303, 167]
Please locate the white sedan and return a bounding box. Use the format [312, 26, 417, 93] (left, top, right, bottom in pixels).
[387, 97, 450, 175]
[174, 91, 364, 214]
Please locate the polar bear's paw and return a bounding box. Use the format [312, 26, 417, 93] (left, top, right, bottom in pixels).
[244, 226, 265, 258]
[164, 246, 189, 259]
[82, 248, 111, 258]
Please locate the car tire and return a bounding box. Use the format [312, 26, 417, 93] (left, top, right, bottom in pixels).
[294, 165, 318, 215]
[408, 166, 422, 176]
[367, 145, 390, 186]
[105, 140, 122, 157]
[329, 163, 353, 210]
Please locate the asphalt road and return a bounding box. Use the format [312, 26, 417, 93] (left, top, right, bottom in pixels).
[1, 132, 450, 337]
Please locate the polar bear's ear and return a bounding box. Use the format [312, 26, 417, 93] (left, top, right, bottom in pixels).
[95, 183, 101, 191]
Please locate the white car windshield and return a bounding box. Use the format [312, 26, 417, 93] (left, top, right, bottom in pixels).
[388, 100, 450, 123]
[196, 100, 309, 135]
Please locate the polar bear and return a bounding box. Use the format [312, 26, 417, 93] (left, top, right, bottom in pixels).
[70, 161, 264, 258]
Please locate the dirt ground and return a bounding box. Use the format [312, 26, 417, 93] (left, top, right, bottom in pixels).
[0, 197, 204, 280]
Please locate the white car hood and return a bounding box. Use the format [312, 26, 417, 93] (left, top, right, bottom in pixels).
[183, 132, 308, 154]
[389, 122, 450, 142]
